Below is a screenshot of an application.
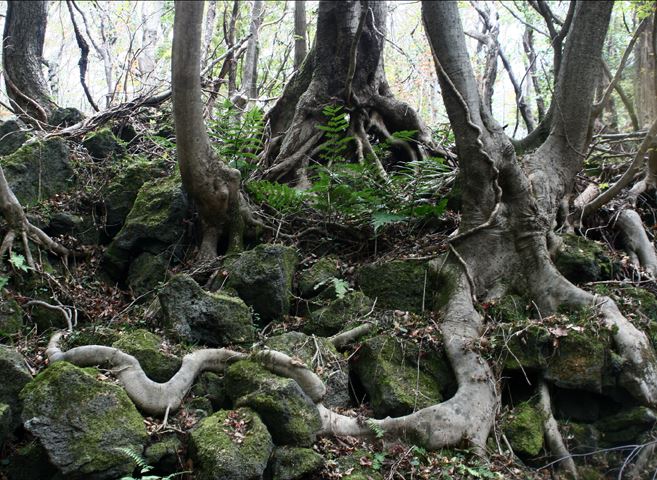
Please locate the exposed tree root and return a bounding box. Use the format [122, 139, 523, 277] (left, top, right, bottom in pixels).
[614, 209, 657, 276]
[538, 379, 578, 479]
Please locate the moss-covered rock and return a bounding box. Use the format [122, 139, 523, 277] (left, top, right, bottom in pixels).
[225, 360, 322, 446]
[189, 408, 273, 480]
[82, 128, 125, 160]
[351, 335, 454, 418]
[298, 256, 340, 299]
[0, 345, 32, 428]
[65, 326, 121, 349]
[49, 107, 84, 127]
[47, 211, 100, 245]
[101, 156, 168, 239]
[192, 372, 229, 411]
[0, 119, 27, 155]
[0, 296, 23, 337]
[104, 174, 189, 279]
[0, 402, 11, 446]
[112, 329, 181, 382]
[1, 138, 73, 206]
[559, 422, 600, 453]
[127, 252, 168, 297]
[304, 291, 373, 337]
[356, 259, 434, 312]
[503, 402, 544, 457]
[595, 407, 657, 446]
[144, 435, 182, 475]
[20, 361, 148, 479]
[160, 274, 254, 347]
[265, 331, 350, 408]
[0, 440, 58, 480]
[545, 330, 610, 393]
[555, 234, 617, 283]
[269, 446, 324, 480]
[224, 244, 299, 322]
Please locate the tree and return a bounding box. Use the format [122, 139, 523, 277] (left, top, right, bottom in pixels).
[2, 0, 57, 125]
[293, 0, 307, 70]
[171, 0, 245, 260]
[264, 0, 438, 185]
[233, 0, 264, 110]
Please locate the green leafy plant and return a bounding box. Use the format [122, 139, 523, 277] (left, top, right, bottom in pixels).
[0, 275, 8, 290]
[372, 452, 386, 471]
[208, 99, 264, 176]
[9, 253, 29, 272]
[316, 104, 353, 165]
[246, 180, 308, 214]
[366, 419, 385, 439]
[117, 447, 187, 480]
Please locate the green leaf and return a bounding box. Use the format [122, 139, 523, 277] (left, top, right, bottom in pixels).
[9, 253, 29, 272]
[372, 211, 408, 232]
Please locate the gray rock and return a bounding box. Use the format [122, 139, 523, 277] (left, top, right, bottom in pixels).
[189, 408, 273, 480]
[304, 291, 373, 337]
[0, 440, 58, 480]
[1, 138, 74, 206]
[225, 360, 322, 446]
[49, 107, 83, 127]
[224, 244, 298, 322]
[20, 362, 148, 480]
[127, 252, 168, 297]
[0, 345, 32, 428]
[111, 329, 181, 383]
[82, 128, 124, 160]
[0, 403, 11, 446]
[298, 256, 340, 299]
[0, 296, 23, 337]
[103, 174, 189, 279]
[0, 119, 28, 155]
[160, 274, 254, 347]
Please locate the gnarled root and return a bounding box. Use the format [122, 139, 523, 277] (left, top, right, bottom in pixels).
[614, 209, 657, 276]
[538, 379, 578, 479]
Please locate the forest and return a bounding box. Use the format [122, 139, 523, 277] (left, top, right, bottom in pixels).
[0, 0, 657, 479]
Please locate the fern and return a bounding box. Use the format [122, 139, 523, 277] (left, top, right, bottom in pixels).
[316, 105, 353, 165]
[246, 180, 307, 214]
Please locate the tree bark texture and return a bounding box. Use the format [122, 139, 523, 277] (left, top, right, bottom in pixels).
[294, 1, 308, 70]
[3, 0, 57, 124]
[172, 1, 243, 260]
[264, 0, 437, 184]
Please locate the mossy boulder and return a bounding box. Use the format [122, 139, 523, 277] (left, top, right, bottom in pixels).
[559, 422, 600, 453]
[225, 360, 322, 446]
[351, 335, 454, 418]
[544, 330, 610, 393]
[127, 252, 168, 297]
[224, 244, 299, 322]
[298, 256, 340, 299]
[595, 407, 657, 446]
[49, 107, 83, 127]
[268, 446, 324, 480]
[101, 156, 168, 239]
[192, 372, 229, 411]
[555, 234, 617, 283]
[0, 402, 11, 446]
[1, 138, 73, 206]
[265, 331, 350, 408]
[47, 211, 99, 245]
[104, 174, 189, 279]
[0, 345, 32, 428]
[0, 296, 23, 337]
[82, 128, 125, 160]
[0, 440, 58, 480]
[356, 259, 433, 312]
[144, 435, 182, 474]
[0, 119, 27, 155]
[503, 402, 544, 457]
[304, 291, 373, 337]
[160, 274, 254, 347]
[111, 329, 181, 382]
[20, 362, 148, 480]
[189, 408, 273, 480]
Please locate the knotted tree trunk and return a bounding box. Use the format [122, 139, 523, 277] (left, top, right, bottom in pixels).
[264, 0, 437, 185]
[3, 0, 57, 125]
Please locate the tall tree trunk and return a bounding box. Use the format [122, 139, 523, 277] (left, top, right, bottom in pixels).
[234, 0, 264, 109]
[264, 0, 437, 185]
[138, 1, 161, 83]
[202, 0, 218, 68]
[172, 1, 244, 260]
[294, 0, 307, 70]
[3, 0, 57, 124]
[635, 14, 657, 129]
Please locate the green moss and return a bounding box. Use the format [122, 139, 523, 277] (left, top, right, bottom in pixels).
[127, 252, 168, 297]
[333, 449, 383, 480]
[270, 446, 324, 480]
[595, 407, 657, 446]
[112, 329, 181, 382]
[192, 372, 228, 411]
[82, 128, 125, 159]
[189, 408, 273, 480]
[503, 402, 544, 457]
[305, 291, 373, 337]
[555, 234, 617, 283]
[0, 138, 73, 206]
[265, 331, 339, 367]
[20, 362, 147, 478]
[0, 119, 27, 156]
[351, 335, 453, 418]
[356, 259, 433, 312]
[298, 256, 340, 298]
[225, 360, 322, 446]
[0, 296, 23, 337]
[0, 345, 32, 429]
